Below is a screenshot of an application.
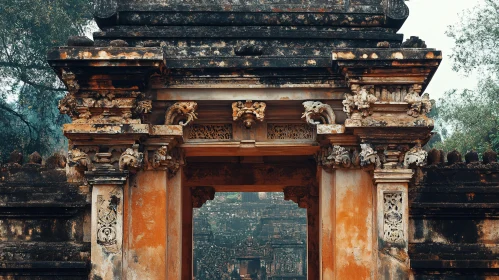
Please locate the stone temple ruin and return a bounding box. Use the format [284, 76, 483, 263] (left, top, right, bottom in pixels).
[0, 0, 499, 279]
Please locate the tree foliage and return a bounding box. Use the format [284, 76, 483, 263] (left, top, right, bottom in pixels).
[0, 0, 93, 161]
[431, 0, 499, 155]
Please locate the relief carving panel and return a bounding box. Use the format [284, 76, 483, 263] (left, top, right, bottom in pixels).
[267, 124, 314, 140]
[97, 195, 118, 246]
[383, 192, 404, 243]
[187, 124, 233, 140]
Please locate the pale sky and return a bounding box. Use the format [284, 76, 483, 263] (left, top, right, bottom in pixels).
[399, 0, 483, 100]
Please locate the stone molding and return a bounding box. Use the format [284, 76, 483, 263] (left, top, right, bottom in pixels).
[232, 100, 266, 128]
[301, 101, 336, 125]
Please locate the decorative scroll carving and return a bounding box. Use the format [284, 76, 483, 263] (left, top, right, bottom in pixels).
[385, 0, 409, 20]
[118, 144, 143, 171]
[343, 86, 378, 119]
[360, 143, 381, 168]
[404, 92, 432, 117]
[403, 143, 428, 167]
[68, 148, 91, 171]
[383, 192, 404, 243]
[232, 100, 266, 128]
[192, 186, 216, 208]
[316, 145, 352, 170]
[188, 124, 233, 140]
[267, 124, 313, 140]
[97, 195, 118, 246]
[150, 146, 184, 178]
[165, 102, 198, 126]
[301, 101, 336, 125]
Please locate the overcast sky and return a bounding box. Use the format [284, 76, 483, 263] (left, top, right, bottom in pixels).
[398, 0, 483, 100]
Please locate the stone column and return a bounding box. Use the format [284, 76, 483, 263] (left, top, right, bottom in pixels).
[374, 169, 413, 279]
[86, 153, 129, 280]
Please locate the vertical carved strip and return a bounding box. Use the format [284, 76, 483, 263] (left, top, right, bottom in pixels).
[383, 192, 404, 243]
[97, 195, 118, 246]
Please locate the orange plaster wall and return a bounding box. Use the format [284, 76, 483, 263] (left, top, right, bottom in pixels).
[124, 170, 168, 280]
[334, 169, 374, 280]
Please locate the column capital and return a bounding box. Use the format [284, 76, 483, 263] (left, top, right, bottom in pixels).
[373, 168, 413, 184]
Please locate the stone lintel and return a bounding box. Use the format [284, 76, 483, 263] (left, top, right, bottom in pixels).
[373, 169, 413, 184]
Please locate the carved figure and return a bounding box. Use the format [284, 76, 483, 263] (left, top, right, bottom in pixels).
[328, 145, 352, 168]
[118, 145, 143, 171]
[151, 146, 169, 169]
[404, 91, 432, 117]
[135, 100, 152, 114]
[232, 100, 266, 128]
[360, 143, 381, 168]
[403, 143, 427, 167]
[58, 93, 78, 119]
[150, 146, 183, 178]
[68, 148, 91, 171]
[301, 101, 336, 125]
[165, 102, 198, 126]
[343, 87, 378, 118]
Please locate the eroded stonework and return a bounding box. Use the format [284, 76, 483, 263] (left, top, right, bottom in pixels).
[343, 86, 378, 119]
[404, 92, 432, 117]
[360, 144, 381, 168]
[97, 195, 118, 246]
[165, 102, 198, 126]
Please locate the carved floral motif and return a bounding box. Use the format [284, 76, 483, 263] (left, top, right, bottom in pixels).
[68, 148, 91, 171]
[383, 192, 404, 243]
[188, 124, 233, 140]
[267, 124, 313, 140]
[232, 100, 266, 128]
[118, 145, 143, 171]
[97, 195, 118, 246]
[301, 101, 335, 125]
[343, 87, 378, 118]
[403, 143, 427, 167]
[165, 102, 198, 126]
[360, 143, 381, 168]
[404, 92, 432, 117]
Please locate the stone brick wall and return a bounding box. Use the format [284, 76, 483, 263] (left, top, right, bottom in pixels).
[0, 151, 90, 279]
[410, 150, 499, 279]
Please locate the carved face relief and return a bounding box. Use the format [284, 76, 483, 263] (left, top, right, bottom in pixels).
[360, 143, 381, 168]
[232, 100, 266, 128]
[165, 102, 199, 126]
[301, 101, 336, 125]
[118, 145, 144, 171]
[403, 143, 427, 168]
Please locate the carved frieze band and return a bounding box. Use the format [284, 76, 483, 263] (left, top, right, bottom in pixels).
[317, 143, 427, 170]
[383, 192, 404, 243]
[165, 101, 198, 126]
[187, 124, 233, 140]
[301, 101, 336, 125]
[97, 195, 118, 247]
[267, 124, 314, 140]
[232, 100, 266, 128]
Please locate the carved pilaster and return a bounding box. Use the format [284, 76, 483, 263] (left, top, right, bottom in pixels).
[191, 186, 215, 208]
[301, 101, 336, 125]
[232, 100, 266, 128]
[165, 102, 198, 126]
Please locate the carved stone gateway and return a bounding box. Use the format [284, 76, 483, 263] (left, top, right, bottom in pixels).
[47, 0, 441, 279]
